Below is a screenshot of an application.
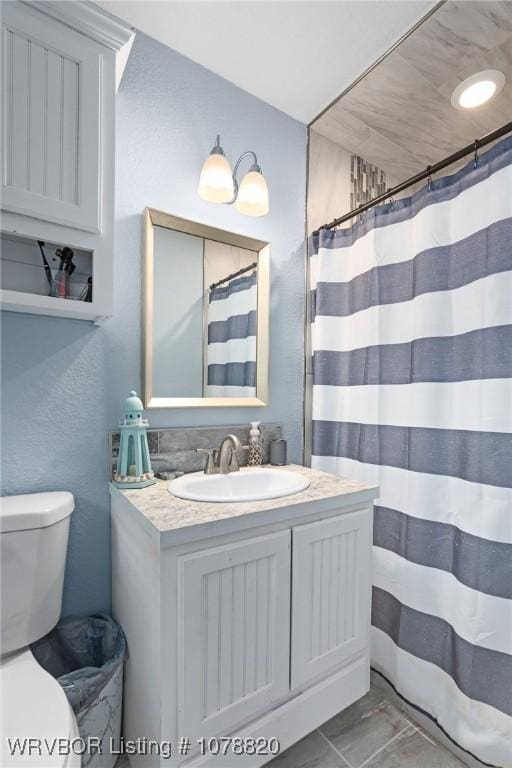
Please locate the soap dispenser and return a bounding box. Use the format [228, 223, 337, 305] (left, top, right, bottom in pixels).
[248, 422, 263, 466]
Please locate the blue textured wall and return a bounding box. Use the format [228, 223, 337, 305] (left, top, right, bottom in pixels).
[0, 33, 307, 617]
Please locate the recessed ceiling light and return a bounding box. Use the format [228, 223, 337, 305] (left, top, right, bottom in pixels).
[451, 70, 506, 110]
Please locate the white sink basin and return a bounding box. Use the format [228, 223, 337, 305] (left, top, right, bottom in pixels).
[168, 467, 310, 503]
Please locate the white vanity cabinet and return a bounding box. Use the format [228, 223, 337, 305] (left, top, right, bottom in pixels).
[180, 532, 292, 745]
[111, 467, 377, 768]
[1, 1, 133, 322]
[291, 509, 371, 691]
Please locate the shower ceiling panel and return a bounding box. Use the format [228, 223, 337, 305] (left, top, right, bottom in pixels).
[311, 0, 512, 183]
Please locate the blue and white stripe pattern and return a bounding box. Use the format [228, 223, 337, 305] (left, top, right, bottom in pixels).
[310, 137, 512, 767]
[207, 271, 257, 397]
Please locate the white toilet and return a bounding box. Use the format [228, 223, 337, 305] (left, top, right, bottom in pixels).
[1, 492, 81, 767]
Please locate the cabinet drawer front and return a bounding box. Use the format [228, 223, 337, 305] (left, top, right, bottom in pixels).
[179, 531, 291, 743]
[2, 4, 101, 232]
[291, 508, 371, 690]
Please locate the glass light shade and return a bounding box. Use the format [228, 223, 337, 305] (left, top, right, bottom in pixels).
[459, 80, 496, 108]
[198, 152, 234, 203]
[451, 70, 505, 110]
[235, 170, 269, 217]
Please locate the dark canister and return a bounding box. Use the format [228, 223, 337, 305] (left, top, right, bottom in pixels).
[270, 439, 287, 466]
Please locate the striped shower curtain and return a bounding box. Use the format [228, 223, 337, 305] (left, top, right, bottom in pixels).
[206, 271, 257, 397]
[310, 137, 512, 767]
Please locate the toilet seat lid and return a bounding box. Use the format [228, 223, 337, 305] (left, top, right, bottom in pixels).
[1, 649, 79, 767]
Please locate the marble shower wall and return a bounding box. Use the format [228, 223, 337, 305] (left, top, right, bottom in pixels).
[311, 1, 512, 184]
[307, 130, 391, 234]
[109, 423, 282, 477]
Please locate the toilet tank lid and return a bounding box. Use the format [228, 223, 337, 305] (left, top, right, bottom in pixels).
[0, 492, 74, 533]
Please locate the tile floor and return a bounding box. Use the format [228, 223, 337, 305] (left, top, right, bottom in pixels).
[115, 685, 467, 768]
[269, 687, 466, 768]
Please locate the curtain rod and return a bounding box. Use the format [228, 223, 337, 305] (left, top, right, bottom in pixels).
[312, 120, 512, 236]
[210, 261, 257, 290]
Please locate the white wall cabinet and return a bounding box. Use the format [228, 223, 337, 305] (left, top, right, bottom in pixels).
[0, 1, 133, 322]
[111, 477, 376, 768]
[2, 3, 101, 232]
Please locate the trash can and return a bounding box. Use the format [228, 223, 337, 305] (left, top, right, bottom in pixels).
[31, 615, 127, 768]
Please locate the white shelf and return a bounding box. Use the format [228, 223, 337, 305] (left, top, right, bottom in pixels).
[1, 289, 108, 324]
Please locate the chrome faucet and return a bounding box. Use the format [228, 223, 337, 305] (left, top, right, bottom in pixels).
[196, 434, 244, 475]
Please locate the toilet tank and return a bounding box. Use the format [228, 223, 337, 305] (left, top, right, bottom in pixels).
[0, 492, 74, 655]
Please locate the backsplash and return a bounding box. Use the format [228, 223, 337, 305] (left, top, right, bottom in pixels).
[109, 423, 282, 477]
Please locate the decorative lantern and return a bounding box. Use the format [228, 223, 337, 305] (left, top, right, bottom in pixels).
[113, 391, 156, 489]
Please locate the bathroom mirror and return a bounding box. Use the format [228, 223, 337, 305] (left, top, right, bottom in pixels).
[143, 208, 269, 408]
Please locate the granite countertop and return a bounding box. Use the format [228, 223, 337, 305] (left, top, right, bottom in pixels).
[111, 464, 377, 539]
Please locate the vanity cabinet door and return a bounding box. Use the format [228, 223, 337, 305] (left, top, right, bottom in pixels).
[291, 508, 371, 690]
[2, 3, 102, 232]
[179, 531, 291, 744]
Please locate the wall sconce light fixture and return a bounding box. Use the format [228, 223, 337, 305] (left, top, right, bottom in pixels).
[198, 135, 269, 217]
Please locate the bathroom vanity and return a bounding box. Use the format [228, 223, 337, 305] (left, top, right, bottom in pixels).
[111, 465, 378, 767]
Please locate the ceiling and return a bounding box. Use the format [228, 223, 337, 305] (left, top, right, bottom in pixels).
[312, 0, 512, 182]
[96, 0, 437, 123]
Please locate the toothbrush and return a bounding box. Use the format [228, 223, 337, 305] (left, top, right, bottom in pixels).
[37, 241, 54, 294]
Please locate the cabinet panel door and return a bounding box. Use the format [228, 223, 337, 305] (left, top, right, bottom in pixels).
[291, 509, 371, 690]
[2, 4, 101, 232]
[179, 531, 291, 743]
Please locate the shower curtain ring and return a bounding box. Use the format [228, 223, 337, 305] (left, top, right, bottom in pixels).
[474, 139, 479, 168]
[427, 166, 432, 192]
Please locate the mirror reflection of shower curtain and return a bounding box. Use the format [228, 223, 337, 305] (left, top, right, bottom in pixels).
[206, 271, 257, 397]
[310, 137, 512, 768]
